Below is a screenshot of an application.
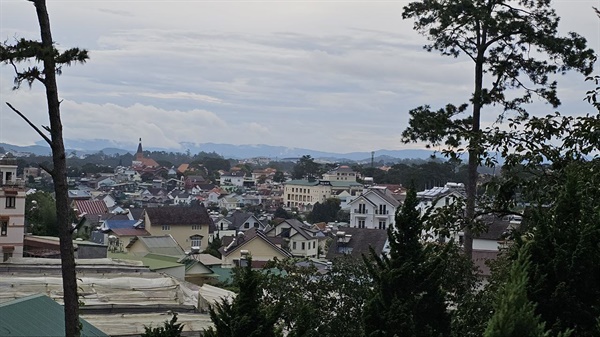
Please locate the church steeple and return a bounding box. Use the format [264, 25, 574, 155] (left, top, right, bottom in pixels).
[136, 138, 143, 160]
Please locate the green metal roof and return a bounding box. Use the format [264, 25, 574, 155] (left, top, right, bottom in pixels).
[0, 294, 108, 337]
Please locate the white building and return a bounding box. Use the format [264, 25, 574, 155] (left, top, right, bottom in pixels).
[0, 155, 26, 261]
[348, 186, 401, 229]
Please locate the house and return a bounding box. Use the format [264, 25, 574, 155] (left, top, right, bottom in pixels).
[416, 182, 466, 215]
[170, 190, 192, 205]
[0, 294, 108, 337]
[219, 210, 266, 236]
[348, 186, 401, 229]
[218, 195, 242, 211]
[184, 175, 207, 190]
[219, 171, 246, 187]
[284, 179, 363, 211]
[326, 227, 389, 260]
[143, 205, 215, 252]
[0, 154, 26, 261]
[68, 189, 93, 200]
[461, 215, 520, 276]
[265, 219, 321, 258]
[219, 228, 292, 267]
[322, 165, 357, 182]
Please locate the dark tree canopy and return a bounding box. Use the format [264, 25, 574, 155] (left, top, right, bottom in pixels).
[363, 188, 451, 337]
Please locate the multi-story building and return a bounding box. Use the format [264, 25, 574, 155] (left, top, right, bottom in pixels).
[142, 204, 215, 252]
[322, 165, 357, 182]
[0, 154, 26, 261]
[348, 186, 401, 230]
[283, 169, 363, 210]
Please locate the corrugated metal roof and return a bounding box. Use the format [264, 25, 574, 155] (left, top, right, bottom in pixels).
[138, 236, 186, 256]
[0, 294, 108, 336]
[74, 199, 109, 215]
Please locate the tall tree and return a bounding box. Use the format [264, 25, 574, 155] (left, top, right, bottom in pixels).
[262, 257, 372, 337]
[401, 0, 595, 259]
[307, 198, 341, 223]
[483, 245, 569, 337]
[292, 155, 321, 180]
[363, 188, 451, 337]
[1, 1, 88, 335]
[203, 257, 282, 337]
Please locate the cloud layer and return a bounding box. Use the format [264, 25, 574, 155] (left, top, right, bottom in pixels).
[1, 1, 598, 153]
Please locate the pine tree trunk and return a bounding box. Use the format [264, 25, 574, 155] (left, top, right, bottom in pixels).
[464, 50, 485, 261]
[32, 1, 80, 336]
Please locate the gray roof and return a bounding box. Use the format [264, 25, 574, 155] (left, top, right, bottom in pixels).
[326, 227, 388, 260]
[137, 236, 186, 256]
[0, 294, 108, 336]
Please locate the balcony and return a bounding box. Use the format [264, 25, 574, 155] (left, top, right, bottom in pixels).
[353, 209, 368, 214]
[375, 210, 389, 215]
[0, 180, 25, 189]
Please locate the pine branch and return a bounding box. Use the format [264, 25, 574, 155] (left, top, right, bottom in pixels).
[5, 102, 52, 145]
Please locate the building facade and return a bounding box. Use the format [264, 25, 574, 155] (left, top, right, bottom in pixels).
[0, 155, 26, 261]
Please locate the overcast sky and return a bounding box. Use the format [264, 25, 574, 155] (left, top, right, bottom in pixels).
[1, 0, 599, 153]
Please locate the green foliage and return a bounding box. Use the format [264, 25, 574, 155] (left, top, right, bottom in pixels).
[262, 257, 372, 337]
[203, 235, 222, 259]
[272, 170, 286, 183]
[483, 105, 600, 336]
[204, 257, 282, 337]
[401, 0, 596, 259]
[1, 38, 88, 89]
[273, 207, 293, 220]
[484, 246, 559, 337]
[307, 198, 341, 223]
[142, 312, 184, 337]
[363, 188, 453, 337]
[25, 191, 58, 236]
[292, 155, 322, 180]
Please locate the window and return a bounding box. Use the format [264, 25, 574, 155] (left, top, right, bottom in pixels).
[292, 241, 296, 250]
[190, 235, 202, 247]
[378, 221, 386, 230]
[244, 222, 250, 229]
[312, 241, 316, 249]
[358, 220, 365, 229]
[301, 242, 305, 250]
[162, 225, 171, 231]
[1, 221, 7, 236]
[5, 197, 16, 209]
[192, 225, 201, 230]
[3, 252, 12, 262]
[358, 203, 366, 214]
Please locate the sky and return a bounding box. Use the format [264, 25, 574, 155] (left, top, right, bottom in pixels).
[1, 0, 599, 154]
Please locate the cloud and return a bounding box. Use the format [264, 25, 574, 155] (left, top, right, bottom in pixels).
[1, 1, 598, 154]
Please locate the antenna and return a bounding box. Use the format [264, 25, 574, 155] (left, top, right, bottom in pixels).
[371, 151, 375, 168]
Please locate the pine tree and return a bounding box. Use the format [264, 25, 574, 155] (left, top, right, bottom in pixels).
[203, 257, 282, 337]
[1, 1, 88, 336]
[363, 188, 450, 337]
[484, 246, 566, 337]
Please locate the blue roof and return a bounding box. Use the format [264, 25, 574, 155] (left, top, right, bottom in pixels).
[104, 220, 140, 230]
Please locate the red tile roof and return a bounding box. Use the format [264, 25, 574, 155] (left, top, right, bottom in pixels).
[74, 200, 109, 216]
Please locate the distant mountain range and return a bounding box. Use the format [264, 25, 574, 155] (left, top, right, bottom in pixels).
[0, 139, 438, 163]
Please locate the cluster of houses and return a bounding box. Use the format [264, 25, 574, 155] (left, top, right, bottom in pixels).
[0, 145, 522, 335]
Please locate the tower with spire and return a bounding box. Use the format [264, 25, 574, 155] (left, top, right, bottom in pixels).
[132, 138, 159, 168]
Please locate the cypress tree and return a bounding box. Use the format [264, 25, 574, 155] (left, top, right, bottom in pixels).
[204, 257, 282, 337]
[363, 188, 450, 337]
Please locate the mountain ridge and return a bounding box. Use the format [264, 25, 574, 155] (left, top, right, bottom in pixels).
[0, 139, 436, 162]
